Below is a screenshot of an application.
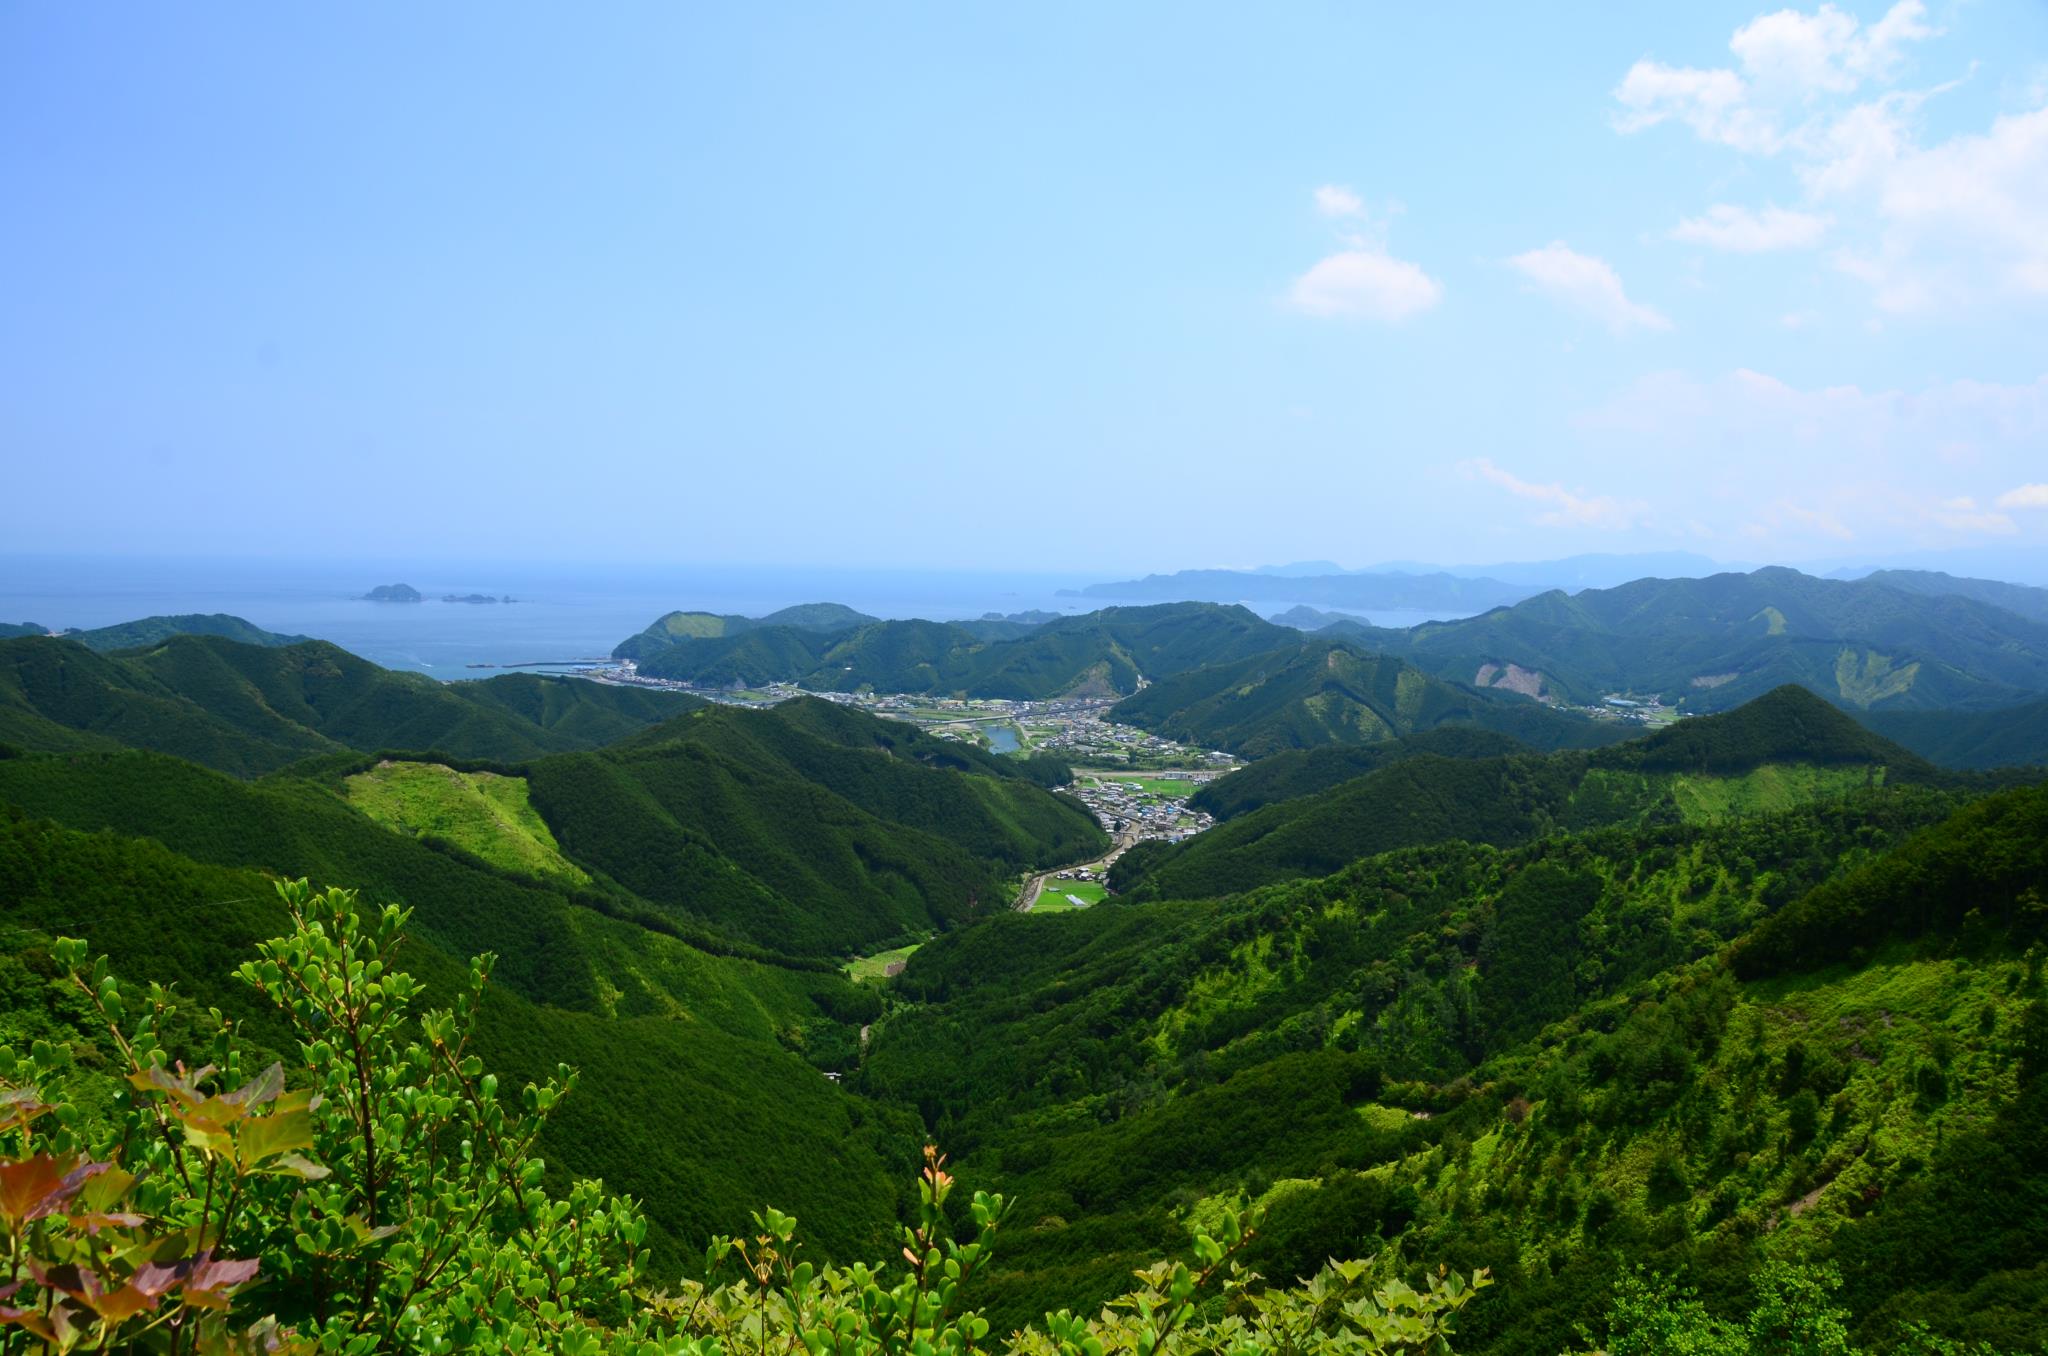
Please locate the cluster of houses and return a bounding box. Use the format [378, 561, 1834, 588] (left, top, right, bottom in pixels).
[1067, 778, 1217, 844]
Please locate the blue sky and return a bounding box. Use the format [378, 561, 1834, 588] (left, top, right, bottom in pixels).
[3, 3, 2045, 573]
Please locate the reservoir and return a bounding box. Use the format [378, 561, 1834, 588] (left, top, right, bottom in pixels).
[984, 722, 1022, 754]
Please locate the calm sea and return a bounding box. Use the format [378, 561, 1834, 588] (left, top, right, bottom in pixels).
[0, 556, 1473, 678]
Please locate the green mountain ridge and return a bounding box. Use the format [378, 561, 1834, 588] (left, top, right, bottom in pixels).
[66, 611, 312, 651]
[0, 633, 697, 775]
[1189, 727, 1534, 820]
[861, 778, 2046, 1347]
[612, 602, 881, 659]
[1326, 567, 2048, 713]
[1107, 637, 1631, 758]
[1114, 686, 1936, 901]
[625, 602, 1297, 699]
[1859, 694, 2048, 769]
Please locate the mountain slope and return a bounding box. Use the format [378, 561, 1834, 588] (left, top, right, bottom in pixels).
[1107, 638, 1629, 757]
[612, 602, 878, 660]
[1115, 686, 1932, 901]
[1188, 726, 1533, 820]
[0, 781, 907, 1266]
[65, 612, 313, 651]
[1863, 568, 2048, 625]
[861, 781, 2036, 1344]
[1859, 695, 2048, 769]
[628, 602, 1297, 699]
[1330, 567, 2048, 713]
[525, 701, 1105, 955]
[0, 634, 697, 774]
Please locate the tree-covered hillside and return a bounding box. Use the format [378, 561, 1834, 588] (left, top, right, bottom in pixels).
[1114, 687, 1933, 902]
[1327, 567, 2048, 713]
[612, 601, 879, 660]
[62, 611, 312, 651]
[525, 700, 1104, 954]
[0, 633, 696, 774]
[857, 780, 2046, 1347]
[1189, 727, 1533, 821]
[1107, 639, 1628, 757]
[1862, 568, 2048, 625]
[1861, 695, 2048, 769]
[624, 602, 1296, 699]
[0, 781, 915, 1266]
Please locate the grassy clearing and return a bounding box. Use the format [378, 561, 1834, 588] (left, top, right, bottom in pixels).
[344, 760, 590, 885]
[844, 942, 922, 982]
[1034, 879, 1109, 912]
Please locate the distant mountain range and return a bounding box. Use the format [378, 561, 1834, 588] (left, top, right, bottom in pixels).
[1106, 637, 1623, 757]
[1066, 568, 1536, 612]
[1320, 566, 2048, 714]
[618, 602, 1299, 698]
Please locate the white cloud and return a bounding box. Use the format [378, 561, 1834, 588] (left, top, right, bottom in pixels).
[1611, 3, 2048, 314]
[1729, 1, 1933, 97]
[1612, 60, 1782, 151]
[1837, 104, 2048, 308]
[1999, 483, 2048, 509]
[1613, 2, 1936, 152]
[1288, 249, 1442, 320]
[1780, 309, 1822, 328]
[1313, 185, 1364, 218]
[1290, 189, 1439, 321]
[1506, 242, 1671, 333]
[1460, 458, 1647, 530]
[1671, 203, 1829, 251]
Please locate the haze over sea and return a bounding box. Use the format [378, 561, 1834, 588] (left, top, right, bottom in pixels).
[0, 555, 1464, 675]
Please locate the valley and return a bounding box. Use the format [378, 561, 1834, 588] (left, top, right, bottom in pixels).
[3, 576, 2047, 1354]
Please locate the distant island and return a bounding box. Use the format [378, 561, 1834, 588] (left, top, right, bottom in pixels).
[363, 583, 422, 602]
[444, 593, 516, 604]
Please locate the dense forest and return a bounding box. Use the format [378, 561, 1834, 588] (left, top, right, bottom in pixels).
[3, 607, 2047, 1353]
[1323, 567, 2048, 713]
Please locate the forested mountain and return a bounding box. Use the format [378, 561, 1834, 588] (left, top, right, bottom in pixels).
[1113, 687, 1933, 901]
[624, 602, 1295, 698]
[62, 611, 313, 651]
[1862, 568, 2048, 625]
[860, 780, 2048, 1347]
[612, 601, 880, 660]
[6, 606, 2048, 1353]
[1324, 567, 2048, 713]
[0, 621, 48, 638]
[1106, 639, 1628, 757]
[1188, 727, 1533, 820]
[0, 684, 1098, 1249]
[0, 633, 695, 774]
[1861, 694, 2048, 769]
[524, 700, 1103, 954]
[0, 761, 915, 1265]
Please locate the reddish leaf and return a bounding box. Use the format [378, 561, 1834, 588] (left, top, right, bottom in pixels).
[85, 1282, 159, 1324]
[0, 1153, 75, 1230]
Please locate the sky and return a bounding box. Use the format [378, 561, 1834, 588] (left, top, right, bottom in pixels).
[3, 3, 2047, 575]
